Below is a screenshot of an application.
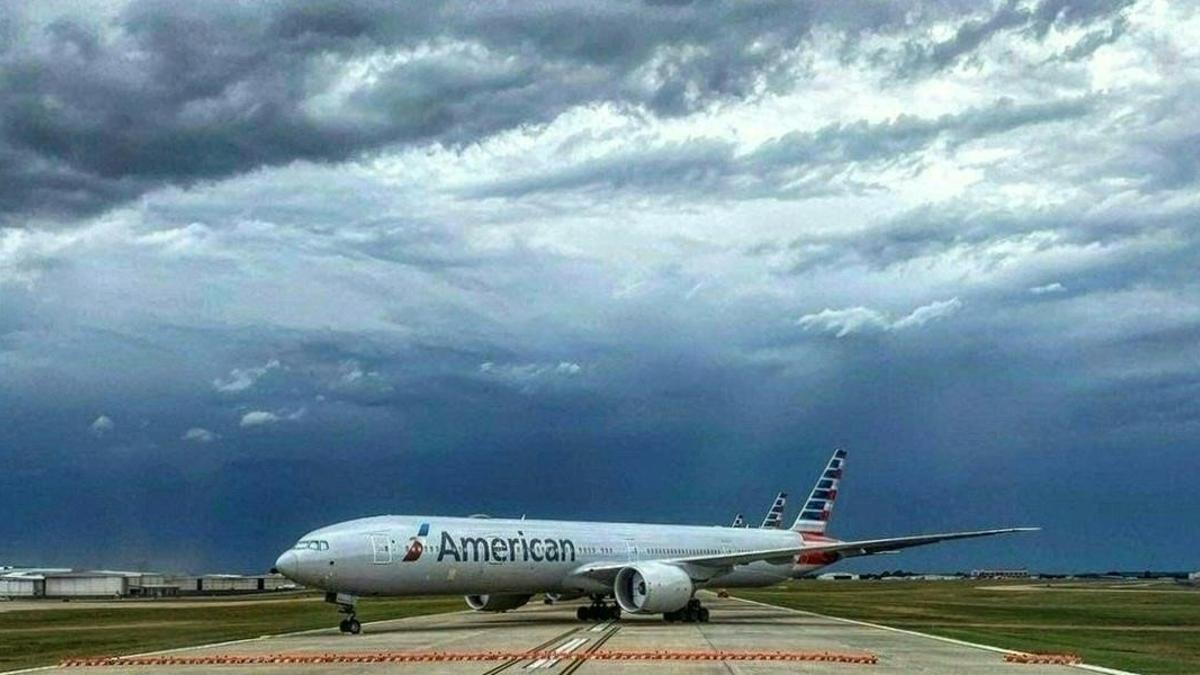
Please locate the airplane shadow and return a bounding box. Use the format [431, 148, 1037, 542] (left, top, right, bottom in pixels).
[339, 611, 825, 636]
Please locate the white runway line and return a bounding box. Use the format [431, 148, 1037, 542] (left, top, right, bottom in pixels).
[589, 619, 615, 632]
[526, 636, 589, 669]
[723, 594, 1139, 675]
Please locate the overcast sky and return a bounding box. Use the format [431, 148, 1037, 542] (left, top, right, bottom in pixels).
[2, 0, 1197, 574]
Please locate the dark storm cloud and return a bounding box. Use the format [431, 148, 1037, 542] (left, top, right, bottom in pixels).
[756, 198, 1200, 285]
[0, 0, 924, 224]
[1059, 16, 1127, 60]
[897, 0, 1134, 74]
[3, 0, 1198, 575]
[467, 96, 1093, 199]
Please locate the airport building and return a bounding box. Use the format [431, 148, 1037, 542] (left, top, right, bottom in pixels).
[0, 570, 51, 597]
[971, 568, 1031, 579]
[166, 574, 296, 594]
[1, 568, 294, 599]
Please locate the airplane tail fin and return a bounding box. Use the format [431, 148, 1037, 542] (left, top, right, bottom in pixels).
[760, 491, 788, 529]
[731, 513, 746, 528]
[790, 448, 846, 533]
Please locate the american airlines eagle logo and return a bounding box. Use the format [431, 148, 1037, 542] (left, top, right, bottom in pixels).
[402, 523, 430, 562]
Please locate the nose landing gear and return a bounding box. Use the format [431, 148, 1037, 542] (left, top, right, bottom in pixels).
[326, 592, 361, 634]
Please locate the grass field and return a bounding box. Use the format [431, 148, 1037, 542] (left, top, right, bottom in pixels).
[734, 579, 1200, 674]
[0, 593, 464, 673]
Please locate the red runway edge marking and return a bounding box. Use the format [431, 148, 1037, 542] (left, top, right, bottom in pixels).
[1004, 652, 1083, 665]
[60, 649, 879, 667]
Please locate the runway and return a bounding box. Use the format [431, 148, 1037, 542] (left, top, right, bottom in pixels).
[50, 595, 1095, 674]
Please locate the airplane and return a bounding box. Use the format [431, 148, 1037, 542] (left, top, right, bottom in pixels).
[273, 449, 1036, 634]
[729, 491, 786, 528]
[760, 491, 788, 529]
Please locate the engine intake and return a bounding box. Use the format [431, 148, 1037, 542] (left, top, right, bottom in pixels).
[464, 593, 532, 612]
[613, 562, 693, 614]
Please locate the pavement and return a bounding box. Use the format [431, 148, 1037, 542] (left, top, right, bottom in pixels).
[45, 594, 1092, 674]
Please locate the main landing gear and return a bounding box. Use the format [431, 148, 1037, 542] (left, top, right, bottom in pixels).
[576, 594, 621, 622]
[663, 598, 709, 623]
[326, 592, 361, 634]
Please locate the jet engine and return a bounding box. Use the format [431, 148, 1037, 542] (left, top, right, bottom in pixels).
[613, 562, 693, 614]
[464, 593, 532, 612]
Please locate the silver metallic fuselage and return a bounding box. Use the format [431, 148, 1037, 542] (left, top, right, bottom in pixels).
[275, 515, 832, 597]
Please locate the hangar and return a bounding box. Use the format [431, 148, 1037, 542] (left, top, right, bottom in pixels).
[0, 570, 46, 597]
[0, 569, 290, 599]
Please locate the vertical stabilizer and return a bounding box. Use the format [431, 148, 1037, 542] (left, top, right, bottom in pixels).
[760, 491, 788, 528]
[790, 449, 846, 533]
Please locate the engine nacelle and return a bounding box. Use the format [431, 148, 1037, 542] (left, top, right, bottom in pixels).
[613, 562, 693, 614]
[465, 593, 532, 612]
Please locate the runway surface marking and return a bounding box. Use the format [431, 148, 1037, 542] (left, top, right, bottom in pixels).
[559, 623, 620, 675]
[725, 594, 1137, 675]
[479, 625, 582, 675]
[525, 636, 589, 669]
[12, 595, 1099, 674]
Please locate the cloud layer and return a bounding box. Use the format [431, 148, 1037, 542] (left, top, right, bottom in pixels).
[2, 0, 1198, 573]
[797, 297, 963, 337]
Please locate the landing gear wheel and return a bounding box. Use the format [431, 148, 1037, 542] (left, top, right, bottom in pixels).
[328, 593, 361, 635]
[578, 598, 619, 622]
[666, 599, 707, 623]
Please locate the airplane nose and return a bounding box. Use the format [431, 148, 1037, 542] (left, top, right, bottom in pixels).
[275, 551, 299, 580]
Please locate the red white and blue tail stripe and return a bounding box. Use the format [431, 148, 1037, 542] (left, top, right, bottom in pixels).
[790, 448, 846, 533]
[760, 491, 788, 529]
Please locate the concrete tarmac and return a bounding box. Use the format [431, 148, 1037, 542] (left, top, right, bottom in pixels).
[65, 595, 1089, 674]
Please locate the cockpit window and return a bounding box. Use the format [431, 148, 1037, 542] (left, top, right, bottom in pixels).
[293, 540, 329, 551]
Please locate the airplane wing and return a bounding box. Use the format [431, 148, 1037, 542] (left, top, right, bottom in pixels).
[567, 527, 1038, 584]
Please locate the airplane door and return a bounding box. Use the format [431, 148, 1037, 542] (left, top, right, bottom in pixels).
[625, 540, 639, 562]
[370, 534, 393, 564]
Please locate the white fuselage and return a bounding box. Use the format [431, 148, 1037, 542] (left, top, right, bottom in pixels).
[275, 515, 837, 597]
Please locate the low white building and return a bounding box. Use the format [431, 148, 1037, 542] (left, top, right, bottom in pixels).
[44, 572, 129, 597]
[971, 568, 1030, 579]
[816, 572, 860, 581]
[0, 571, 46, 598]
[201, 575, 257, 592]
